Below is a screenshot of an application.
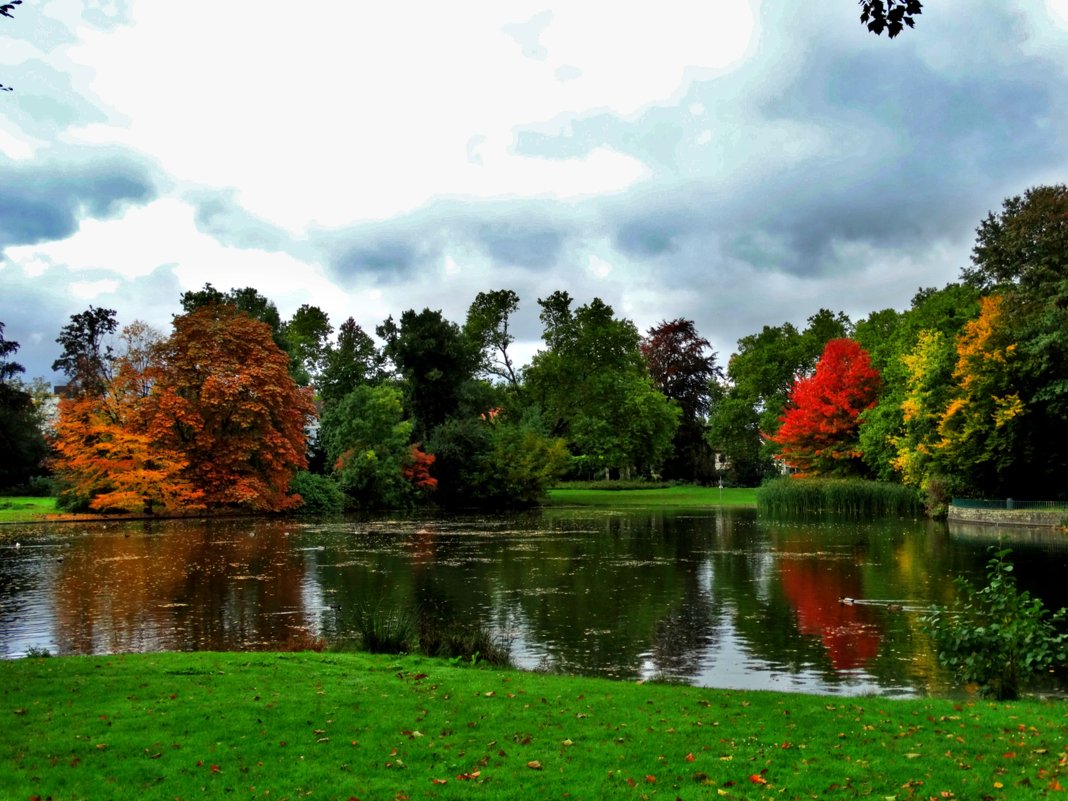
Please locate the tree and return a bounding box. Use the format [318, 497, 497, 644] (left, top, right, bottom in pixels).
[318, 317, 382, 407]
[0, 322, 48, 488]
[640, 319, 722, 482]
[282, 304, 333, 387]
[52, 306, 118, 396]
[50, 321, 203, 513]
[935, 295, 1024, 495]
[150, 305, 316, 511]
[525, 293, 679, 477]
[771, 339, 882, 477]
[377, 308, 479, 441]
[320, 383, 423, 508]
[859, 0, 922, 38]
[465, 289, 523, 393]
[960, 185, 1068, 497]
[707, 310, 851, 484]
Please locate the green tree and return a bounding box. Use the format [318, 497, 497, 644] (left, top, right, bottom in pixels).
[464, 289, 523, 394]
[320, 383, 420, 509]
[377, 308, 479, 441]
[0, 322, 48, 489]
[525, 293, 679, 478]
[282, 304, 333, 387]
[318, 317, 382, 407]
[52, 306, 118, 397]
[961, 185, 1068, 497]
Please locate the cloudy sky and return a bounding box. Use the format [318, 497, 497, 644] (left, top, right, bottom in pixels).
[2, 1, 1068, 383]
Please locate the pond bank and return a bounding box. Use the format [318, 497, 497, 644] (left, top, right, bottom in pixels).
[948, 504, 1067, 530]
[2, 651, 1065, 800]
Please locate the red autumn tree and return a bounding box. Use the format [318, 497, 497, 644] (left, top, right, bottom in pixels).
[770, 338, 881, 477]
[148, 305, 317, 512]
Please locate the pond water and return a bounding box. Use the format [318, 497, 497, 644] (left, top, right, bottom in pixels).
[2, 507, 1066, 697]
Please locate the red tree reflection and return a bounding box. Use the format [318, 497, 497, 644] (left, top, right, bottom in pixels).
[779, 557, 882, 670]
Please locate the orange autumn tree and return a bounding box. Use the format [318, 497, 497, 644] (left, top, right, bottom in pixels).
[50, 322, 204, 514]
[770, 338, 882, 477]
[149, 305, 317, 512]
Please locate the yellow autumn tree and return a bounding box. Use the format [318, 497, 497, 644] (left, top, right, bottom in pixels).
[935, 294, 1024, 494]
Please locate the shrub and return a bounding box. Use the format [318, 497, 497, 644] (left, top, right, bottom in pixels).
[352, 604, 415, 654]
[289, 471, 346, 515]
[923, 548, 1068, 700]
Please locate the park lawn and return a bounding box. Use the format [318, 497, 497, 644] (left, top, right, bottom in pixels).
[2, 652, 1065, 801]
[547, 485, 758, 508]
[0, 495, 57, 523]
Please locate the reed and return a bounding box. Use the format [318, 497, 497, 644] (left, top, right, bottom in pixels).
[757, 477, 922, 517]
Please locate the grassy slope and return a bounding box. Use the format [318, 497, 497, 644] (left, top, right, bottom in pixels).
[2, 652, 1064, 800]
[0, 495, 57, 523]
[546, 485, 758, 508]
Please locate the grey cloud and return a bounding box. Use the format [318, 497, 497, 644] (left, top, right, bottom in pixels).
[187, 189, 302, 254]
[0, 262, 184, 383]
[315, 199, 580, 285]
[0, 152, 157, 250]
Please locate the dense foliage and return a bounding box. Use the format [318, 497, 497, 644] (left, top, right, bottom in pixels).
[22, 182, 1068, 512]
[924, 548, 1068, 700]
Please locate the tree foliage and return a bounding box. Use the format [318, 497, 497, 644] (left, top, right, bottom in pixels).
[525, 293, 679, 477]
[378, 308, 479, 442]
[149, 306, 316, 511]
[0, 322, 48, 488]
[771, 339, 881, 477]
[52, 306, 118, 397]
[465, 289, 523, 393]
[320, 383, 422, 509]
[640, 319, 721, 482]
[925, 548, 1068, 700]
[50, 322, 203, 514]
[858, 0, 922, 39]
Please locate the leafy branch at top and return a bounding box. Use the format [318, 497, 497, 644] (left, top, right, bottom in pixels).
[859, 0, 923, 38]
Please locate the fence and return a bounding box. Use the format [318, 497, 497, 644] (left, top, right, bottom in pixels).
[952, 498, 1068, 511]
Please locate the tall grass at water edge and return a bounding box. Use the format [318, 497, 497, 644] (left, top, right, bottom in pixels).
[757, 477, 922, 517]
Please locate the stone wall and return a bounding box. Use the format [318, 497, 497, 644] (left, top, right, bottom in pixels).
[948, 505, 1066, 529]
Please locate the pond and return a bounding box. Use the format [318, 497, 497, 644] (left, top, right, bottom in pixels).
[2, 507, 1066, 697]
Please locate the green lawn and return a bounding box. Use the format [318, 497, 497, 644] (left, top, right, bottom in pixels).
[0, 495, 57, 523]
[1, 651, 1064, 800]
[547, 485, 758, 508]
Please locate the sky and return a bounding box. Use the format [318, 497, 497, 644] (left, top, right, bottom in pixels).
[2, 0, 1068, 384]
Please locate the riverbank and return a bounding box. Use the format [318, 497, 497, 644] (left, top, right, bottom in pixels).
[545, 485, 758, 508]
[0, 486, 759, 526]
[1, 651, 1063, 800]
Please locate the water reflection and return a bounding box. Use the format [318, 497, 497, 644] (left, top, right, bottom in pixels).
[2, 509, 1065, 697]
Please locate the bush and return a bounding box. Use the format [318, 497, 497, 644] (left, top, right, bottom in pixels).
[289, 471, 346, 515]
[923, 548, 1068, 700]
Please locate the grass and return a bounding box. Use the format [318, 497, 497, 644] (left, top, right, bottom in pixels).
[0, 495, 58, 523]
[546, 485, 758, 508]
[757, 478, 923, 518]
[2, 651, 1066, 800]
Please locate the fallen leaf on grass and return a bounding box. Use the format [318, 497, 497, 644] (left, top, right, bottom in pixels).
[749, 774, 768, 785]
[456, 771, 481, 781]
[527, 761, 543, 770]
[685, 753, 696, 762]
[432, 778, 447, 785]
